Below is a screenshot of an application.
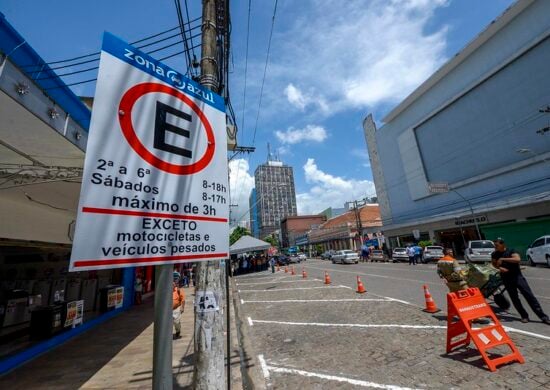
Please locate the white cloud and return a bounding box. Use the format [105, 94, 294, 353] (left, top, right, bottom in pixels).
[351, 148, 371, 168]
[275, 125, 328, 144]
[229, 158, 255, 226]
[296, 158, 376, 214]
[261, 0, 449, 118]
[284, 83, 329, 112]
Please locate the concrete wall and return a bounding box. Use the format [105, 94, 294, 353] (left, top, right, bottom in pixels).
[372, 0, 550, 228]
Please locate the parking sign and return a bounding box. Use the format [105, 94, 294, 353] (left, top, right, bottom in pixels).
[69, 33, 229, 271]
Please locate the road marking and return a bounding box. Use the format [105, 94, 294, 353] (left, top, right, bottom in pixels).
[241, 298, 393, 304]
[247, 317, 253, 327]
[236, 279, 321, 286]
[502, 326, 550, 341]
[238, 286, 348, 292]
[264, 362, 421, 389]
[258, 354, 270, 380]
[304, 264, 445, 287]
[240, 298, 244, 305]
[250, 318, 550, 341]
[249, 319, 446, 330]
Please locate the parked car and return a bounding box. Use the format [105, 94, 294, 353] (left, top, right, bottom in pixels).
[321, 250, 336, 260]
[422, 246, 444, 263]
[288, 254, 302, 264]
[391, 247, 408, 263]
[297, 253, 307, 261]
[332, 250, 359, 264]
[465, 240, 495, 263]
[526, 235, 550, 266]
[273, 255, 290, 266]
[370, 250, 387, 262]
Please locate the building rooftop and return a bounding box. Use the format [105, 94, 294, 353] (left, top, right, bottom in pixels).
[322, 204, 382, 229]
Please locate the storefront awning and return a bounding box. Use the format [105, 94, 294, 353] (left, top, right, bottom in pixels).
[230, 236, 271, 255]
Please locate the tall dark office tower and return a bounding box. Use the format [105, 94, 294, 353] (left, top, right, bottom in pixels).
[254, 156, 297, 239]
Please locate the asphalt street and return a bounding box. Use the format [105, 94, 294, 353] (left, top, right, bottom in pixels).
[234, 260, 550, 389]
[303, 258, 550, 337]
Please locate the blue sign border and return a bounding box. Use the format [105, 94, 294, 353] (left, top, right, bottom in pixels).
[102, 32, 225, 112]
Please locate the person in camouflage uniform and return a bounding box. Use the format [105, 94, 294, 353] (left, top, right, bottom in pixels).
[437, 248, 468, 293]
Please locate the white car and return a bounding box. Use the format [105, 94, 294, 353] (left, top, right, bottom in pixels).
[422, 246, 444, 263]
[297, 253, 307, 261]
[465, 240, 495, 263]
[391, 247, 408, 263]
[332, 250, 359, 264]
[526, 235, 550, 266]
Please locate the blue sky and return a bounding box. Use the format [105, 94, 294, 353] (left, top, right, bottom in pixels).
[1, 0, 515, 223]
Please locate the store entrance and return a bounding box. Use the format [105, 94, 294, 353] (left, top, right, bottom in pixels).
[436, 227, 479, 258]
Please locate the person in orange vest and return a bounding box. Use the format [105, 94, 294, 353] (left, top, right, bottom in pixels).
[437, 248, 468, 292]
[172, 271, 186, 339]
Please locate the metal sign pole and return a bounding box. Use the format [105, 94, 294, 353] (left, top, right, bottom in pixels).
[153, 264, 173, 389]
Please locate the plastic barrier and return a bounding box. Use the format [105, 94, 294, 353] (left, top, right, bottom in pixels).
[446, 288, 524, 372]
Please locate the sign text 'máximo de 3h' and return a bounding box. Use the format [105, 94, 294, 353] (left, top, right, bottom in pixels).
[69, 32, 229, 271]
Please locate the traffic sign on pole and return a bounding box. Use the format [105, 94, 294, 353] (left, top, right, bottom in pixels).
[69, 33, 229, 271]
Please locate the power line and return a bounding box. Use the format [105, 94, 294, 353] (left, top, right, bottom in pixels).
[174, 0, 194, 75]
[43, 42, 201, 91]
[240, 0, 252, 143]
[20, 17, 201, 70]
[251, 0, 278, 145]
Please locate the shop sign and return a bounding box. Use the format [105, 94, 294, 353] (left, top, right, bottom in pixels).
[69, 33, 229, 271]
[65, 300, 84, 327]
[455, 215, 488, 226]
[115, 287, 124, 309]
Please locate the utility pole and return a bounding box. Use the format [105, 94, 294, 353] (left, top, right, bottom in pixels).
[194, 1, 226, 389]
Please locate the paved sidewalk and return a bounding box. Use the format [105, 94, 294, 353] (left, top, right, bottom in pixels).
[0, 290, 196, 389]
[235, 269, 550, 389]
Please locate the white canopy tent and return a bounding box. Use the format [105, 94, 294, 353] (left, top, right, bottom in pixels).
[229, 235, 271, 255]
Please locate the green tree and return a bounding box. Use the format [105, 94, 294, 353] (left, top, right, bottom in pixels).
[230, 226, 251, 245]
[263, 234, 279, 248]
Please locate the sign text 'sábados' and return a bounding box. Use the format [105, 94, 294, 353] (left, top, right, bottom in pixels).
[69, 33, 229, 271]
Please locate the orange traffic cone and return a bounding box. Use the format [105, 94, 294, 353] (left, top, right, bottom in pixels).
[291, 266, 296, 276]
[356, 276, 366, 294]
[302, 267, 307, 279]
[324, 271, 331, 285]
[284, 266, 288, 273]
[422, 284, 440, 313]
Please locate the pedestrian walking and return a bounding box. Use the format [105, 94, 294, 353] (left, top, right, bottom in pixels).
[182, 272, 189, 288]
[270, 257, 276, 273]
[134, 272, 143, 305]
[437, 248, 468, 292]
[414, 245, 422, 264]
[172, 271, 186, 339]
[407, 246, 416, 265]
[491, 239, 550, 325]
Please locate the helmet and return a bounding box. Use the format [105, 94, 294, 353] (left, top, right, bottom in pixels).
[173, 271, 181, 280]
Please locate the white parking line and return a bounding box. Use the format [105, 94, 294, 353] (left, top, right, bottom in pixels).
[258, 354, 270, 380]
[247, 316, 253, 326]
[502, 326, 550, 341]
[249, 318, 550, 341]
[250, 319, 446, 330]
[241, 298, 392, 303]
[263, 360, 421, 389]
[238, 286, 349, 293]
[305, 264, 443, 287]
[236, 279, 321, 286]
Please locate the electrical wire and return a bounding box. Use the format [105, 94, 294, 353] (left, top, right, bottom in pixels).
[240, 0, 252, 144]
[251, 0, 278, 146]
[43, 42, 201, 91]
[20, 17, 201, 70]
[33, 31, 202, 81]
[174, 0, 194, 75]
